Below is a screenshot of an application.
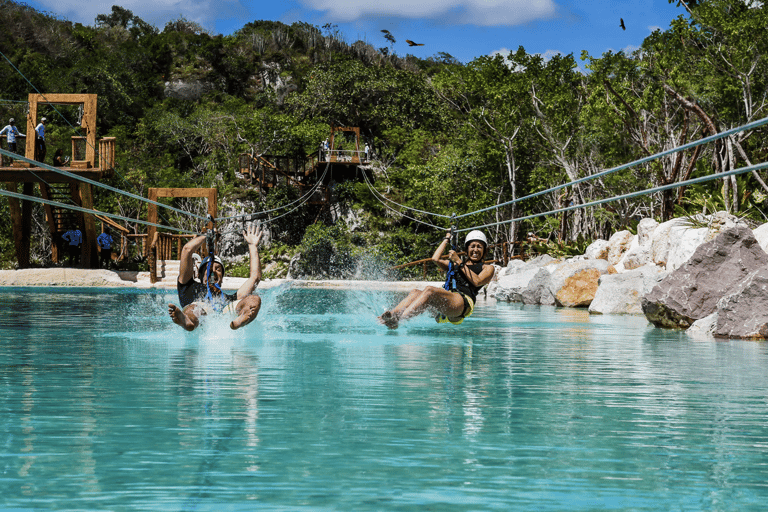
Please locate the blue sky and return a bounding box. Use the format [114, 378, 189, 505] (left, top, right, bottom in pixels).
[26, 0, 689, 64]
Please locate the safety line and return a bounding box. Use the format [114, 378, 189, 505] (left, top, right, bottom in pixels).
[216, 161, 331, 222]
[0, 147, 210, 223]
[0, 49, 160, 205]
[458, 161, 768, 232]
[215, 165, 334, 236]
[455, 115, 768, 220]
[362, 171, 447, 230]
[0, 188, 198, 234]
[361, 169, 452, 220]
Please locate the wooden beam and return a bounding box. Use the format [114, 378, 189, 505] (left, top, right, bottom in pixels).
[145, 188, 217, 258]
[0, 170, 105, 183]
[79, 182, 97, 268]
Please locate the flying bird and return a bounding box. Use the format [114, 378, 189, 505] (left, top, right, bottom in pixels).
[381, 29, 391, 34]
[406, 39, 424, 47]
[620, 18, 626, 30]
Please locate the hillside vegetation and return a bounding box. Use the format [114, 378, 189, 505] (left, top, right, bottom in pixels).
[1, 0, 768, 278]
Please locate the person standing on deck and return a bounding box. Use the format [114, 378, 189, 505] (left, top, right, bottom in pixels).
[168, 224, 263, 331]
[35, 117, 47, 164]
[378, 230, 495, 329]
[0, 118, 24, 162]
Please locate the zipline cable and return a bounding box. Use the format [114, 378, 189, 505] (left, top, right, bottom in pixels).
[0, 188, 198, 234]
[1, 49, 177, 227]
[215, 163, 334, 236]
[216, 160, 331, 223]
[457, 161, 768, 233]
[454, 115, 768, 221]
[362, 171, 447, 230]
[0, 147, 210, 223]
[361, 170, 452, 220]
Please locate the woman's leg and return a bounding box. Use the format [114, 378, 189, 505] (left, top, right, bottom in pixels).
[379, 289, 422, 329]
[399, 286, 465, 322]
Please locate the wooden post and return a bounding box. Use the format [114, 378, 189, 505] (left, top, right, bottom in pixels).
[78, 182, 97, 268]
[6, 182, 32, 268]
[146, 187, 217, 258]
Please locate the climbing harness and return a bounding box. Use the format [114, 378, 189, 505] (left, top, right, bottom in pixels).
[203, 216, 225, 312]
[443, 214, 460, 293]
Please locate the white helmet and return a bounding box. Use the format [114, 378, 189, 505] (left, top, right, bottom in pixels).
[199, 255, 225, 275]
[464, 230, 488, 251]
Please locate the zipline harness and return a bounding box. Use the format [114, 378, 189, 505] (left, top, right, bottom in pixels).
[443, 214, 460, 293]
[204, 215, 225, 312]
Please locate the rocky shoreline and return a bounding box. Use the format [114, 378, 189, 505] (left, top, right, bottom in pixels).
[0, 268, 438, 293]
[5, 210, 768, 339]
[488, 211, 768, 339]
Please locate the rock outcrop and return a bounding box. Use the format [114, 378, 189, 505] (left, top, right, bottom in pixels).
[711, 267, 768, 338]
[641, 226, 768, 329]
[589, 264, 668, 315]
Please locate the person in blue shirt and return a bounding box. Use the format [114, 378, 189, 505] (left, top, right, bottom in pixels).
[168, 224, 263, 332]
[35, 117, 47, 164]
[97, 229, 114, 269]
[62, 228, 82, 266]
[0, 118, 25, 162]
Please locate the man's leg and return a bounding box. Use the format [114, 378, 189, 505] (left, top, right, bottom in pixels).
[168, 303, 202, 331]
[231, 295, 261, 330]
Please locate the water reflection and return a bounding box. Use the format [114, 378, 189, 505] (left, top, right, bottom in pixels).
[1, 288, 768, 510]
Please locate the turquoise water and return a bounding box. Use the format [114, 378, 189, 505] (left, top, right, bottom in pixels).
[1, 286, 768, 511]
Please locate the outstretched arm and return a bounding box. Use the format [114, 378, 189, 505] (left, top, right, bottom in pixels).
[178, 234, 207, 284]
[237, 224, 263, 299]
[431, 231, 452, 272]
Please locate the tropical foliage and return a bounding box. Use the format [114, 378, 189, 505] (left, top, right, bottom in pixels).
[1, 0, 768, 277]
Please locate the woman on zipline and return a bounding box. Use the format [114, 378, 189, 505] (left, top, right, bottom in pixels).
[378, 230, 495, 329]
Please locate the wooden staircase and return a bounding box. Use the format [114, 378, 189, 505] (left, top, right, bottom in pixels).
[43, 183, 80, 232]
[155, 259, 181, 285]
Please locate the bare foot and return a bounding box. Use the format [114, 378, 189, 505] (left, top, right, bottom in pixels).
[378, 311, 399, 330]
[168, 304, 196, 331]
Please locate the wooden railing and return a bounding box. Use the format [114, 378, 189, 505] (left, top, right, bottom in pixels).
[390, 242, 514, 279]
[98, 137, 116, 171]
[148, 232, 197, 283]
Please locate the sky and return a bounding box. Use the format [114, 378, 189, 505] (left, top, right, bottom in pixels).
[24, 0, 690, 64]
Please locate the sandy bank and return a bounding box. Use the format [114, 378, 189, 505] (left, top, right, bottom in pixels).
[0, 268, 439, 292]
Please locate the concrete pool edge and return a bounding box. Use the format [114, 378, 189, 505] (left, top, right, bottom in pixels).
[0, 268, 441, 292]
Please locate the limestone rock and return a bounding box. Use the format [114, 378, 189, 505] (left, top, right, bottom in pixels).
[164, 80, 210, 101]
[687, 313, 718, 339]
[619, 243, 651, 271]
[713, 266, 768, 339]
[637, 218, 659, 245]
[642, 226, 768, 329]
[584, 239, 609, 260]
[548, 259, 616, 307]
[606, 230, 635, 265]
[665, 226, 707, 271]
[556, 268, 603, 307]
[522, 267, 554, 305]
[490, 255, 556, 302]
[650, 218, 692, 268]
[753, 222, 768, 254]
[589, 264, 668, 315]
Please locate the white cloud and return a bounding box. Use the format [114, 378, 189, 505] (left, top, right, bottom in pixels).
[32, 0, 246, 31]
[302, 0, 558, 26]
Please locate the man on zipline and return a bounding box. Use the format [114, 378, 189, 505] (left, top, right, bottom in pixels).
[378, 230, 495, 329]
[168, 224, 263, 331]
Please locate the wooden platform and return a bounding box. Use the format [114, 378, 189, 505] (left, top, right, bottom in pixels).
[0, 166, 109, 183]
